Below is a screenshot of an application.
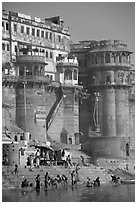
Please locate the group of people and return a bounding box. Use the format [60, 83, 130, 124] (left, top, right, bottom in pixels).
[27, 149, 89, 170]
[111, 174, 121, 185]
[21, 163, 81, 192]
[32, 172, 68, 192]
[86, 176, 100, 187]
[21, 167, 121, 193]
[27, 149, 41, 171]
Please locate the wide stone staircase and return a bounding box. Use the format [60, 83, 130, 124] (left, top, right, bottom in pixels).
[3, 146, 135, 189]
[2, 149, 112, 189]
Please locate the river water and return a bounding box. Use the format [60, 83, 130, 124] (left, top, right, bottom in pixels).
[2, 183, 135, 202]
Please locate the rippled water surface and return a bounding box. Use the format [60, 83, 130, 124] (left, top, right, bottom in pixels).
[2, 184, 135, 202]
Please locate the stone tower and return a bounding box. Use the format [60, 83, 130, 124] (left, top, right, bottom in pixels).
[47, 53, 82, 144]
[71, 40, 134, 157]
[15, 54, 59, 142]
[86, 40, 134, 157]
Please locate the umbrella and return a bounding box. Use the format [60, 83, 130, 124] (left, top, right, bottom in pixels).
[35, 142, 54, 151]
[50, 141, 69, 151]
[29, 140, 54, 151]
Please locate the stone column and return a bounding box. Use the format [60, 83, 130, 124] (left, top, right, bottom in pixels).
[24, 65, 26, 78]
[110, 70, 115, 84]
[72, 69, 74, 85]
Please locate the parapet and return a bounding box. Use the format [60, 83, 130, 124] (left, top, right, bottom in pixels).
[89, 40, 132, 53]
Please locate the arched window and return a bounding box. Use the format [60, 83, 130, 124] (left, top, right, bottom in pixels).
[118, 71, 124, 84]
[119, 55, 122, 63]
[73, 70, 77, 80]
[95, 54, 97, 64]
[126, 54, 129, 64]
[105, 74, 111, 84]
[111, 53, 115, 63]
[122, 53, 126, 63]
[20, 135, 23, 140]
[105, 53, 110, 63]
[64, 69, 72, 80]
[100, 53, 104, 64]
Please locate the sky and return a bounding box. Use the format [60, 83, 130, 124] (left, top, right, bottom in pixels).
[2, 2, 135, 64]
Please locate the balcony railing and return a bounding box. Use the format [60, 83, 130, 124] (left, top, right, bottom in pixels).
[2, 74, 52, 83]
[16, 55, 46, 64]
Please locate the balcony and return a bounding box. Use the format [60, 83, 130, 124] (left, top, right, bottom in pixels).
[16, 55, 47, 64]
[88, 63, 131, 70]
[2, 74, 51, 83]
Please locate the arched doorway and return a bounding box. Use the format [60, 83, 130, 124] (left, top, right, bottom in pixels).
[64, 69, 72, 80]
[60, 128, 68, 144]
[68, 138, 72, 144]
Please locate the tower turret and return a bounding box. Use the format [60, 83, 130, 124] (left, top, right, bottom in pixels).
[47, 53, 82, 144]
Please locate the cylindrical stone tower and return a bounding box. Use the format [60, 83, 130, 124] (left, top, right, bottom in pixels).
[86, 40, 133, 157]
[15, 55, 57, 142]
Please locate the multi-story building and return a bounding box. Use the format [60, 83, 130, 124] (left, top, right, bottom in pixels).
[2, 10, 82, 147]
[2, 10, 70, 142]
[2, 10, 70, 79]
[71, 40, 135, 157]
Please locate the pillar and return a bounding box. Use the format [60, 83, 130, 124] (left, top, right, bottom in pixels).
[102, 87, 116, 137]
[115, 88, 126, 137]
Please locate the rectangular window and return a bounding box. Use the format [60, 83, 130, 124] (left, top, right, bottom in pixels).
[7, 44, 9, 51]
[50, 32, 52, 40]
[6, 22, 9, 31]
[41, 30, 44, 38]
[32, 28, 35, 36]
[50, 52, 53, 58]
[58, 35, 61, 42]
[21, 25, 24, 33]
[46, 51, 48, 58]
[14, 24, 17, 32]
[2, 43, 5, 50]
[15, 45, 17, 53]
[2, 21, 4, 28]
[37, 29, 40, 37]
[46, 31, 48, 39]
[26, 27, 30, 35]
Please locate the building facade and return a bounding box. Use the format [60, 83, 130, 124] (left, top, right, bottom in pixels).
[2, 10, 70, 79]
[2, 10, 71, 142]
[71, 40, 135, 157]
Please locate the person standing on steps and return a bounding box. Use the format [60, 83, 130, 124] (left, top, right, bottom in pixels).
[44, 172, 50, 190]
[35, 149, 40, 168]
[75, 163, 80, 182]
[35, 174, 41, 192]
[93, 176, 100, 187]
[14, 164, 18, 174]
[66, 155, 72, 167]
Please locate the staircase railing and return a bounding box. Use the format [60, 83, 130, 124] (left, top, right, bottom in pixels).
[46, 96, 63, 131]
